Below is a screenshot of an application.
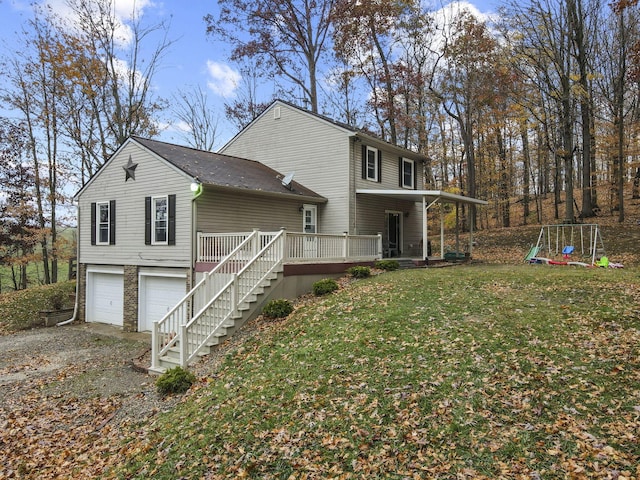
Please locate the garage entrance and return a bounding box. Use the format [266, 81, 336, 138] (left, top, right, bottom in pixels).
[86, 267, 124, 326]
[138, 270, 187, 332]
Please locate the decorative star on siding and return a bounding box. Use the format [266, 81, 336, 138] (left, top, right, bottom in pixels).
[123, 156, 138, 181]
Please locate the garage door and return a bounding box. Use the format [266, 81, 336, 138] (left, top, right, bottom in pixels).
[139, 275, 187, 332]
[87, 271, 123, 326]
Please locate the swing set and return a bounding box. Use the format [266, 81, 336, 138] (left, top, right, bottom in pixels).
[525, 223, 606, 266]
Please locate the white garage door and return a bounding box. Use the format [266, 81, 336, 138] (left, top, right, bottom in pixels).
[139, 275, 187, 332]
[87, 271, 123, 326]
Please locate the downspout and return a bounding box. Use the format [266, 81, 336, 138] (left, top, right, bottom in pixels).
[57, 202, 80, 326]
[190, 179, 203, 299]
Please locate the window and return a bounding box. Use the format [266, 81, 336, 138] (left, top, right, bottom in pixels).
[362, 145, 381, 182]
[145, 195, 176, 246]
[400, 158, 415, 189]
[91, 200, 115, 245]
[97, 202, 110, 244]
[152, 196, 168, 244]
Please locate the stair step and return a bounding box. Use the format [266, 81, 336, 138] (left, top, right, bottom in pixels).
[152, 262, 285, 370]
[158, 355, 180, 367]
[396, 259, 417, 269]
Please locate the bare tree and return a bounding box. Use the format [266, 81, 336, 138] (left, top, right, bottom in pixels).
[333, 0, 420, 144]
[223, 61, 274, 130]
[206, 0, 335, 113]
[596, 3, 638, 221]
[504, 0, 578, 222]
[172, 86, 219, 151]
[2, 9, 67, 283]
[65, 0, 172, 172]
[429, 10, 501, 230]
[0, 120, 39, 290]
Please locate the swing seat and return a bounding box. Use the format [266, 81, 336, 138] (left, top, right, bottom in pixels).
[562, 246, 574, 259]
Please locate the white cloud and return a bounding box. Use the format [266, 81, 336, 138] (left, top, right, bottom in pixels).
[40, 0, 154, 47]
[206, 61, 241, 98]
[113, 0, 154, 20]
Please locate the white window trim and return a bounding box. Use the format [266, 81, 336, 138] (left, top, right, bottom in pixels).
[402, 158, 415, 189]
[302, 204, 317, 234]
[151, 195, 169, 245]
[366, 146, 379, 182]
[96, 201, 110, 245]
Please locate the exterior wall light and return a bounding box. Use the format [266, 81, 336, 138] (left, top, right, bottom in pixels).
[190, 180, 203, 197]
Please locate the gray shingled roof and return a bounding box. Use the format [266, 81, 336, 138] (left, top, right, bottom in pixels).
[133, 136, 325, 201]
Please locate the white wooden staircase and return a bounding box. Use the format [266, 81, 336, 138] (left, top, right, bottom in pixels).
[149, 230, 285, 374]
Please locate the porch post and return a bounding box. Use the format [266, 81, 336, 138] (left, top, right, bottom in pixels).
[440, 206, 445, 258]
[343, 232, 348, 260]
[422, 196, 428, 260]
[252, 228, 260, 257]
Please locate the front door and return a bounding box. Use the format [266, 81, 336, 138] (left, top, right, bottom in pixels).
[386, 211, 402, 257]
[302, 204, 318, 257]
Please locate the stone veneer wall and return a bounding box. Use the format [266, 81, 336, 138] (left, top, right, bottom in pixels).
[123, 265, 139, 332]
[77, 263, 87, 323]
[78, 265, 192, 331]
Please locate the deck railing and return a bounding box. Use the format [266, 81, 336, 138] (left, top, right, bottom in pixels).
[152, 230, 382, 371]
[197, 231, 382, 264]
[197, 232, 254, 263]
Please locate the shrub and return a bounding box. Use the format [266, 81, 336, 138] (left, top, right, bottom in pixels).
[313, 278, 339, 296]
[0, 281, 76, 332]
[262, 298, 293, 319]
[347, 266, 371, 279]
[155, 366, 196, 396]
[375, 260, 400, 271]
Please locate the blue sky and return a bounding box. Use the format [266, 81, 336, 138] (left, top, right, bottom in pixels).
[0, 0, 500, 148]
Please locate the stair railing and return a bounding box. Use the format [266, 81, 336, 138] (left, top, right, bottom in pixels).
[151, 230, 261, 371]
[179, 229, 285, 366]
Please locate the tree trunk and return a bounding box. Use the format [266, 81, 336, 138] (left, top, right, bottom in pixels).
[521, 123, 532, 224]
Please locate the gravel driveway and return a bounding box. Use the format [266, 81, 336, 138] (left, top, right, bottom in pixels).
[0, 323, 155, 404]
[0, 323, 182, 479]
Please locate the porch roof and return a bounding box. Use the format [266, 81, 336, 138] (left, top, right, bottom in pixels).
[356, 189, 488, 206]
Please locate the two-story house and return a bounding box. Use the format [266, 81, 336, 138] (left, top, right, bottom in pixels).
[74, 100, 486, 370]
[220, 100, 428, 258]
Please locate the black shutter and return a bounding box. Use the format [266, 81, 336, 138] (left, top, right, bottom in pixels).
[109, 200, 116, 245]
[145, 196, 151, 245]
[361, 144, 367, 179]
[90, 202, 96, 245]
[413, 161, 418, 190]
[168, 194, 176, 246]
[377, 150, 382, 183]
[398, 157, 403, 187]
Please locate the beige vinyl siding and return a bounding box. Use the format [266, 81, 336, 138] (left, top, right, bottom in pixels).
[350, 143, 424, 237]
[354, 144, 424, 192]
[78, 142, 193, 267]
[196, 188, 308, 233]
[221, 103, 351, 234]
[355, 194, 422, 255]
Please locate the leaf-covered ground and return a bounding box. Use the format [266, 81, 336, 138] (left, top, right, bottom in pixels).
[101, 265, 640, 479]
[0, 325, 165, 480]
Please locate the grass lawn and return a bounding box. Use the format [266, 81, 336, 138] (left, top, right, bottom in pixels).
[107, 265, 640, 479]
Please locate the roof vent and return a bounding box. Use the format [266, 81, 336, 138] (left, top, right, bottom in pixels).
[273, 106, 281, 119]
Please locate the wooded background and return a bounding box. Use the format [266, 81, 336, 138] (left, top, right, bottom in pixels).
[1, 0, 639, 291]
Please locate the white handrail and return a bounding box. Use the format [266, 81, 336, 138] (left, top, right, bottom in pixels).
[151, 230, 262, 371]
[198, 231, 381, 264]
[180, 230, 286, 365]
